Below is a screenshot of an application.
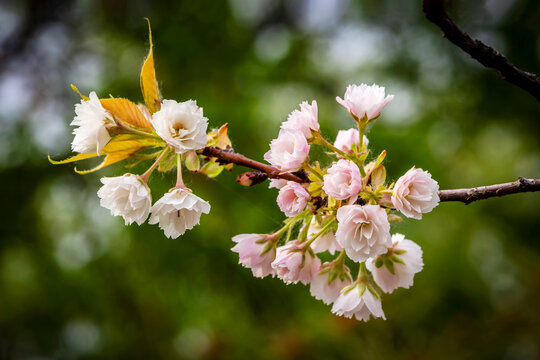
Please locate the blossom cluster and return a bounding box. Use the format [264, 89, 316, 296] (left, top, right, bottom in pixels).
[51, 23, 233, 239]
[232, 84, 439, 321]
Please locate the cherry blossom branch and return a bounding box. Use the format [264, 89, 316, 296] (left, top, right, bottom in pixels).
[438, 177, 540, 204]
[202, 146, 540, 204]
[201, 146, 308, 183]
[422, 0, 540, 101]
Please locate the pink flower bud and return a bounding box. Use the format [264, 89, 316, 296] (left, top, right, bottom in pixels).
[264, 130, 310, 172]
[336, 205, 391, 262]
[333, 128, 369, 154]
[366, 234, 424, 293]
[281, 101, 319, 139]
[392, 167, 439, 219]
[231, 234, 276, 278]
[276, 182, 309, 217]
[322, 159, 362, 201]
[272, 240, 321, 285]
[336, 84, 394, 121]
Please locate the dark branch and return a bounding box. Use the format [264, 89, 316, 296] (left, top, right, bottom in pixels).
[422, 0, 540, 101]
[201, 146, 307, 183]
[203, 146, 540, 204]
[438, 177, 540, 204]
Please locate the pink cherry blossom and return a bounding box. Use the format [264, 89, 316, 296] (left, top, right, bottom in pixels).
[281, 100, 319, 139]
[231, 234, 276, 278]
[392, 167, 439, 219]
[264, 130, 310, 172]
[272, 240, 321, 285]
[331, 284, 385, 321]
[334, 128, 369, 154]
[335, 205, 391, 262]
[310, 263, 352, 305]
[336, 84, 394, 121]
[276, 182, 309, 217]
[322, 159, 362, 201]
[268, 178, 288, 190]
[366, 233, 424, 293]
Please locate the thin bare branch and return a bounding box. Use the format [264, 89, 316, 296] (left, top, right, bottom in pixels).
[422, 0, 540, 101]
[438, 177, 540, 204]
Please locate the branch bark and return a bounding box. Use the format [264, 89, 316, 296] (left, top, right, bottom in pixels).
[202, 146, 540, 204]
[422, 0, 540, 101]
[201, 146, 306, 183]
[438, 177, 540, 204]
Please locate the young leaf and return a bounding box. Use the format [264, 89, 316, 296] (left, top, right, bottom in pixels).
[157, 148, 176, 172]
[371, 165, 386, 188]
[199, 160, 224, 178]
[48, 153, 98, 165]
[184, 150, 201, 172]
[100, 98, 153, 131]
[74, 149, 143, 174]
[140, 18, 161, 114]
[70, 84, 89, 101]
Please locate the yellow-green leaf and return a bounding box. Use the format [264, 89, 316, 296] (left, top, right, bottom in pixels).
[70, 84, 89, 101]
[74, 149, 142, 174]
[184, 150, 201, 172]
[100, 98, 153, 131]
[140, 18, 161, 114]
[199, 160, 224, 178]
[48, 152, 97, 165]
[101, 133, 158, 153]
[157, 148, 176, 172]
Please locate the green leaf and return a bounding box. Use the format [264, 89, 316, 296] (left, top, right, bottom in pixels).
[184, 150, 201, 172]
[157, 148, 176, 172]
[199, 160, 224, 178]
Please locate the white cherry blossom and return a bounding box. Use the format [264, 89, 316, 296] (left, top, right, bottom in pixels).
[97, 174, 151, 225]
[148, 188, 210, 238]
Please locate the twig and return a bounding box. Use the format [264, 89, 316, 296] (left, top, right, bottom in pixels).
[422, 0, 540, 101]
[201, 146, 307, 183]
[202, 146, 540, 204]
[438, 177, 540, 204]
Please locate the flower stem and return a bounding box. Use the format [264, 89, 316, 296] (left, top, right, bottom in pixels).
[334, 249, 346, 266]
[356, 262, 368, 282]
[303, 218, 336, 248]
[272, 209, 310, 241]
[303, 162, 323, 181]
[298, 213, 313, 242]
[313, 132, 348, 158]
[139, 146, 170, 183]
[175, 154, 186, 189]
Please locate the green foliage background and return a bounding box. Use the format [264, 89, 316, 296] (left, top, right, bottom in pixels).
[0, 0, 539, 358]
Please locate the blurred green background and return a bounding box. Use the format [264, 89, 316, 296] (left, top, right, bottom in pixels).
[1, 0, 539, 359]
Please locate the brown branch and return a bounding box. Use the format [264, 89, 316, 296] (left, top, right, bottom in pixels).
[201, 146, 307, 183]
[422, 0, 540, 101]
[438, 177, 540, 204]
[202, 146, 540, 204]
